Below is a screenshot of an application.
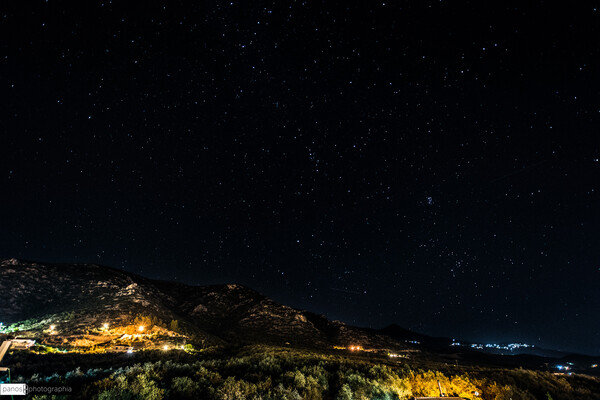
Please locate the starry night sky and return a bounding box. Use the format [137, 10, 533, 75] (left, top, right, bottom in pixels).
[1, 1, 599, 355]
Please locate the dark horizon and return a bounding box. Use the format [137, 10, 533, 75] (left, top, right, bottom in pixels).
[1, 1, 599, 356]
[1, 256, 597, 357]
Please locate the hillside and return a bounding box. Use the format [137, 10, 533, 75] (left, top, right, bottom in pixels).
[2, 257, 598, 377]
[0, 258, 409, 352]
[2, 258, 600, 400]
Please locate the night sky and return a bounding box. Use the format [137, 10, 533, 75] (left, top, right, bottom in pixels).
[1, 1, 599, 355]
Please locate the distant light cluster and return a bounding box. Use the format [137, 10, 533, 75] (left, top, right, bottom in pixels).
[450, 340, 533, 351]
[555, 364, 571, 371]
[484, 343, 533, 351]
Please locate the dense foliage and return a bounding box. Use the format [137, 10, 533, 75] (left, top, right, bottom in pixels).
[6, 345, 599, 400]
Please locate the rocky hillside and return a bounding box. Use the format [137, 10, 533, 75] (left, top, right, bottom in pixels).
[0, 258, 409, 351]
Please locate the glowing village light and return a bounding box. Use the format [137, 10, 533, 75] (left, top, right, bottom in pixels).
[103, 323, 109, 329]
[138, 325, 145, 332]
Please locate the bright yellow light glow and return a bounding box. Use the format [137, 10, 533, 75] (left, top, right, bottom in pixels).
[103, 323, 109, 329]
[162, 345, 169, 351]
[138, 325, 145, 332]
[49, 325, 55, 330]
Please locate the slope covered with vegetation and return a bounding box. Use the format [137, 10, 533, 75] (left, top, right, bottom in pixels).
[5, 345, 599, 400]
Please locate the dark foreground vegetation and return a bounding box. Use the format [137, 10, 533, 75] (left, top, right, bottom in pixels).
[4, 345, 600, 399]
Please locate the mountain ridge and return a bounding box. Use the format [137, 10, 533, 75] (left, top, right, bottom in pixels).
[0, 258, 411, 352]
[2, 258, 596, 364]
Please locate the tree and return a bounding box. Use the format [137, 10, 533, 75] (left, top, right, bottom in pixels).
[336, 384, 353, 400]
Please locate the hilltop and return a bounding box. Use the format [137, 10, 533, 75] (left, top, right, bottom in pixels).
[0, 258, 409, 352]
[1, 258, 598, 376]
[1, 259, 600, 399]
